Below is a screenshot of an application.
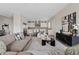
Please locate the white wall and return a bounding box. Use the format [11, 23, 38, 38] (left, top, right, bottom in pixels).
[0, 15, 13, 34]
[49, 4, 79, 35]
[13, 14, 23, 33]
[0, 14, 24, 34]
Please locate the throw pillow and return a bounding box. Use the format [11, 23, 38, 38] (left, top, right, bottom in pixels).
[0, 41, 6, 55]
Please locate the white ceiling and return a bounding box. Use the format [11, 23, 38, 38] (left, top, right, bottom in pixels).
[0, 3, 68, 20]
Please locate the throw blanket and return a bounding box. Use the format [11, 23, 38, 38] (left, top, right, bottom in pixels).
[65, 44, 79, 55]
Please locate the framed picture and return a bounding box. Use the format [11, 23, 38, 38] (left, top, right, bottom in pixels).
[68, 12, 76, 32]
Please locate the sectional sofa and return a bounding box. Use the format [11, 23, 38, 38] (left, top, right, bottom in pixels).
[0, 34, 33, 55]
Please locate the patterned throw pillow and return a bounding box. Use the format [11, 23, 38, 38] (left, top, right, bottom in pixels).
[15, 33, 25, 40]
[0, 41, 6, 55]
[65, 47, 75, 55]
[15, 33, 22, 40]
